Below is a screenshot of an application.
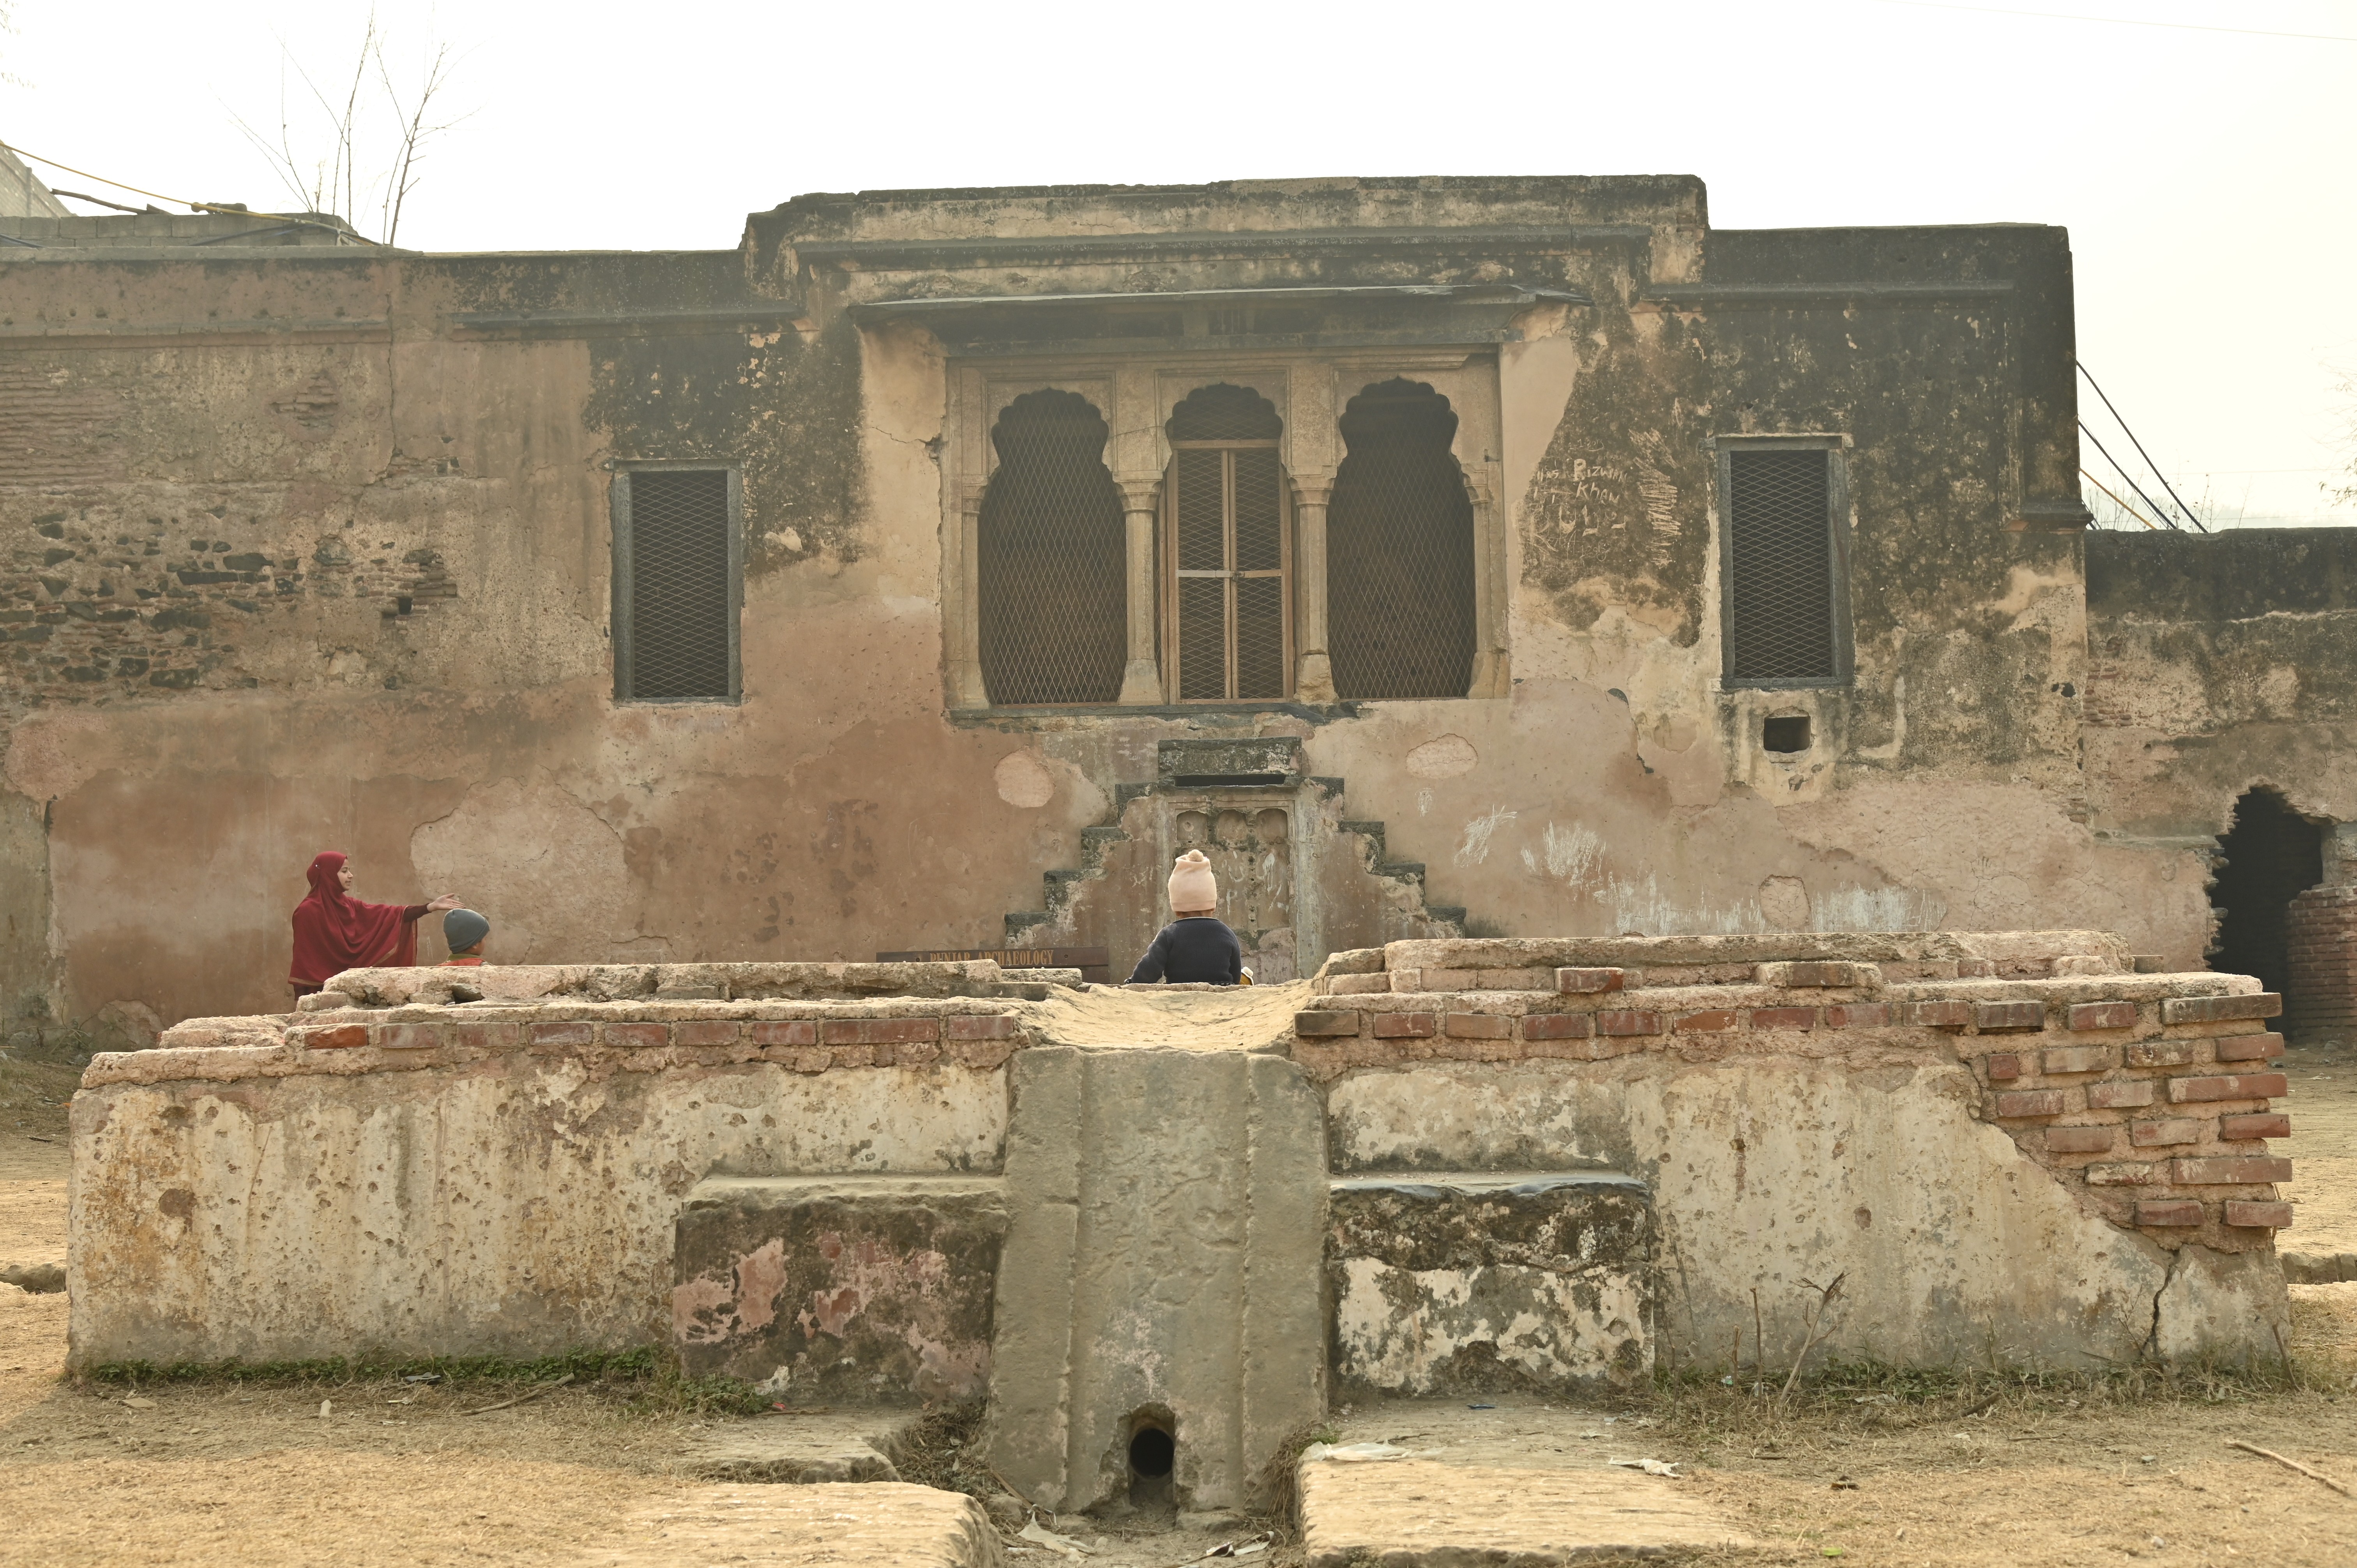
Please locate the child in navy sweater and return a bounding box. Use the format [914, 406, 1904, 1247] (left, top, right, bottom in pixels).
[1127, 849, 1244, 985]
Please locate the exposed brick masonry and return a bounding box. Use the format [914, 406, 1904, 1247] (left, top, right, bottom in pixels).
[102, 997, 1032, 1087]
[1293, 938, 2291, 1255]
[2285, 885, 2357, 1041]
[4, 496, 458, 696]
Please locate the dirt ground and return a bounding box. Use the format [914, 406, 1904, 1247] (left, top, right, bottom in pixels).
[0, 1050, 2352, 1566]
[2281, 1039, 2357, 1258]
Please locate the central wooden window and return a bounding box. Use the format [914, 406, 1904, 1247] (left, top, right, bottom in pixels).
[1163, 385, 1291, 701]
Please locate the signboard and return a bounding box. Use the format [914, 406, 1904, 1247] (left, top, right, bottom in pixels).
[876, 946, 1113, 984]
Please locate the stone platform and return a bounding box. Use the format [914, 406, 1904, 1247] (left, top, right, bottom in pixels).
[67, 932, 2295, 1520]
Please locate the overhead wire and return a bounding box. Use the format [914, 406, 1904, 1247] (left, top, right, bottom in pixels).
[2079, 468, 2160, 530]
[2077, 362, 2208, 532]
[0, 137, 379, 244]
[2078, 420, 2185, 532]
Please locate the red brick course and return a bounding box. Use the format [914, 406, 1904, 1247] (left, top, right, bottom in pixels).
[2068, 1001, 2139, 1031]
[2219, 1112, 2291, 1141]
[2166, 1072, 2288, 1104]
[2136, 1200, 2205, 1227]
[2130, 1119, 2200, 1148]
[1521, 1013, 1595, 1040]
[1372, 1013, 1437, 1038]
[2224, 1201, 2294, 1229]
[2212, 1033, 2283, 1063]
[2124, 1040, 2198, 1068]
[1556, 968, 1627, 994]
[2041, 1045, 2113, 1074]
[2160, 992, 2282, 1025]
[1595, 1010, 1665, 1037]
[1749, 1006, 1817, 1030]
[1976, 1001, 2046, 1032]
[821, 1018, 940, 1046]
[1445, 1013, 1513, 1039]
[2172, 1156, 2293, 1185]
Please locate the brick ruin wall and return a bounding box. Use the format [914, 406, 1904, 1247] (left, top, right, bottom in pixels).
[2286, 885, 2357, 1043]
[1297, 939, 2291, 1256]
[66, 936, 2294, 1388]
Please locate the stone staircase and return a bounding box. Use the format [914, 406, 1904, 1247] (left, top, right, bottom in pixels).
[1002, 738, 1471, 982]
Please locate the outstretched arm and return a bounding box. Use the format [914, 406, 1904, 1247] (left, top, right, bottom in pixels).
[1127, 931, 1168, 984]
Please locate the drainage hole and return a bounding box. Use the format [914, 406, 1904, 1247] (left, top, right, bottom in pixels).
[1129, 1426, 1175, 1479]
[1762, 715, 1811, 754]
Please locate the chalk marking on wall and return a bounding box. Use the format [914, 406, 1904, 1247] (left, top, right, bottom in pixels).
[1586, 874, 1947, 937]
[1812, 885, 1947, 932]
[1542, 822, 1603, 886]
[1454, 805, 1518, 867]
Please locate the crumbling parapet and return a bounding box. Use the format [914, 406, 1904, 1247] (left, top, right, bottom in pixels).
[1294, 931, 2292, 1370]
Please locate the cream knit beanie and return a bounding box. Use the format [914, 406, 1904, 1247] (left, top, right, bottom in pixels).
[1168, 849, 1217, 914]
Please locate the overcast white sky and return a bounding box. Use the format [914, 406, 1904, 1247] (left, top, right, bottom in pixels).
[7, 0, 2354, 526]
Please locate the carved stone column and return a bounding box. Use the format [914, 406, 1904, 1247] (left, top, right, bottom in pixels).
[1466, 478, 1510, 697]
[949, 483, 989, 709]
[1115, 477, 1161, 704]
[1292, 479, 1337, 702]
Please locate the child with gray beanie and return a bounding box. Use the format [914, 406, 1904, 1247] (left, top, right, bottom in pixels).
[1126, 850, 1243, 985]
[440, 908, 491, 967]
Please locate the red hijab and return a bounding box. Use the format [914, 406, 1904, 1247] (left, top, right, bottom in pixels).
[290, 851, 420, 986]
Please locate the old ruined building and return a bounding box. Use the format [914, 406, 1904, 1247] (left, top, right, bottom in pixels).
[7, 176, 2347, 1522]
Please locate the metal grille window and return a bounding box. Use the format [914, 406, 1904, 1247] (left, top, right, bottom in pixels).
[1163, 385, 1289, 702]
[1327, 380, 1476, 699]
[978, 390, 1127, 705]
[613, 466, 739, 702]
[1720, 445, 1850, 686]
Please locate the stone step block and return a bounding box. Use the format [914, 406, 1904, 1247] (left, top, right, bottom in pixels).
[581, 1483, 1003, 1567]
[673, 1176, 1007, 1404]
[675, 1410, 922, 1483]
[1327, 1172, 1652, 1400]
[1297, 1399, 1748, 1566]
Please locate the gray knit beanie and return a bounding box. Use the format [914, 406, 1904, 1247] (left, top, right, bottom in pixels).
[443, 908, 491, 952]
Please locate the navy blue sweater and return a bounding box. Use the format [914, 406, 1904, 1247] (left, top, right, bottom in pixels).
[1126, 917, 1244, 985]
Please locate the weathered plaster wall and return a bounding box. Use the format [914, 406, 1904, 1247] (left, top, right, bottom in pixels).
[2085, 530, 2357, 968]
[0, 250, 1115, 1044]
[1300, 934, 2293, 1368]
[13, 178, 2343, 1051]
[70, 1037, 1009, 1367]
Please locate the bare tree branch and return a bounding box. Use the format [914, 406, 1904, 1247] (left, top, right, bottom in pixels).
[376, 38, 469, 248]
[223, 12, 468, 245]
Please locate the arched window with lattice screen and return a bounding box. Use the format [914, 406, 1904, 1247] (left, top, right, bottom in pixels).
[1162, 384, 1290, 702]
[977, 390, 1127, 705]
[1327, 380, 1477, 699]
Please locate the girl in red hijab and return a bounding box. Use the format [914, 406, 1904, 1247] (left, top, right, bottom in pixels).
[290, 851, 461, 998]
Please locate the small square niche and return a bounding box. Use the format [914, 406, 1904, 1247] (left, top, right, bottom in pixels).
[1762, 715, 1812, 754]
